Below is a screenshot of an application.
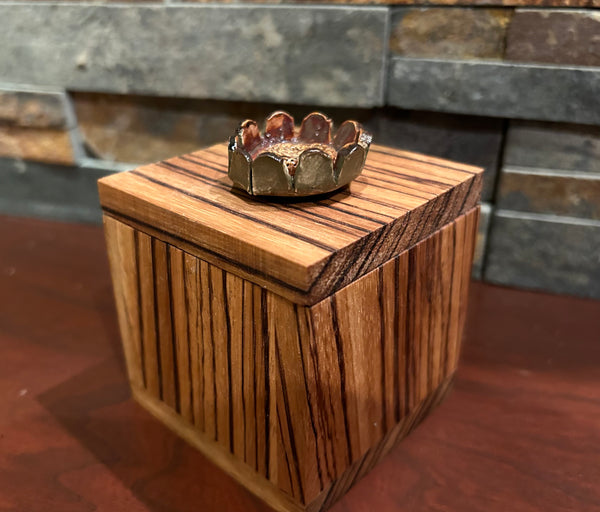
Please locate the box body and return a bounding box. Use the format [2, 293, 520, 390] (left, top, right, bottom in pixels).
[100, 143, 482, 512]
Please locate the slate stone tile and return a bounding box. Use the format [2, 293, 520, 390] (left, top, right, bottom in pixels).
[371, 110, 503, 201]
[0, 126, 79, 166]
[390, 7, 512, 60]
[497, 168, 600, 220]
[0, 4, 387, 108]
[504, 121, 600, 172]
[472, 202, 491, 280]
[0, 86, 73, 129]
[506, 9, 600, 67]
[485, 210, 600, 299]
[0, 85, 82, 165]
[0, 158, 129, 224]
[388, 57, 600, 126]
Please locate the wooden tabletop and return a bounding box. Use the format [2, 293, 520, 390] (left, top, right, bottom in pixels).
[1, 214, 599, 512]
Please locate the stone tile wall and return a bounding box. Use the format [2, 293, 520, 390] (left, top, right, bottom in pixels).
[0, 5, 388, 107]
[1, 2, 598, 299]
[486, 212, 600, 299]
[387, 8, 600, 125]
[487, 122, 600, 298]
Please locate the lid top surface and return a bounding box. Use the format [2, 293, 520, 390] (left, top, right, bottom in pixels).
[98, 143, 482, 304]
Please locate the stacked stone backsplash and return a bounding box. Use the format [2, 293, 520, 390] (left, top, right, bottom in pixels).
[487, 122, 600, 299]
[0, 2, 598, 299]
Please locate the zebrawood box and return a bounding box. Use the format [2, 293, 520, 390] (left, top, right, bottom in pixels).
[98, 143, 482, 512]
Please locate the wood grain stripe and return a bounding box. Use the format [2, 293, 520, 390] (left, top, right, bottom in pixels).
[138, 232, 161, 398]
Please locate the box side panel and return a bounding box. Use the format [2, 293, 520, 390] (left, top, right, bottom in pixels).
[283, 207, 480, 505]
[309, 375, 455, 512]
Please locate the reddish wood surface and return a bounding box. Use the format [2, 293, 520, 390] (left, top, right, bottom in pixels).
[1, 214, 599, 512]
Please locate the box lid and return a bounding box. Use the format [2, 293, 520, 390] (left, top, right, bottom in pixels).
[98, 142, 482, 305]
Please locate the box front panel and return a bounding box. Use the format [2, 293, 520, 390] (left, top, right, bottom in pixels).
[103, 215, 277, 485]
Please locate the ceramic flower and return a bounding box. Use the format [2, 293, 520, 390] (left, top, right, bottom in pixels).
[228, 111, 372, 197]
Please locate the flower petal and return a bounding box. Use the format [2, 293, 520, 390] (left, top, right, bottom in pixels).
[298, 112, 332, 143]
[333, 120, 361, 149]
[265, 111, 294, 141]
[294, 148, 335, 194]
[228, 139, 253, 193]
[251, 153, 293, 195]
[237, 119, 262, 153]
[335, 144, 367, 187]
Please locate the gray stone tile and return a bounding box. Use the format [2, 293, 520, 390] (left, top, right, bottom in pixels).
[0, 158, 128, 223]
[497, 168, 600, 220]
[370, 110, 502, 201]
[0, 4, 388, 107]
[485, 210, 600, 299]
[390, 8, 511, 60]
[472, 202, 491, 280]
[506, 9, 600, 67]
[388, 57, 600, 126]
[504, 121, 600, 172]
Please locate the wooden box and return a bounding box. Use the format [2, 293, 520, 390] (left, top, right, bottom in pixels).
[98, 143, 482, 512]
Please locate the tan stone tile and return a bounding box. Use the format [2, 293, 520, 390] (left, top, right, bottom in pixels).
[0, 89, 70, 129]
[0, 126, 76, 165]
[390, 8, 512, 59]
[497, 170, 600, 220]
